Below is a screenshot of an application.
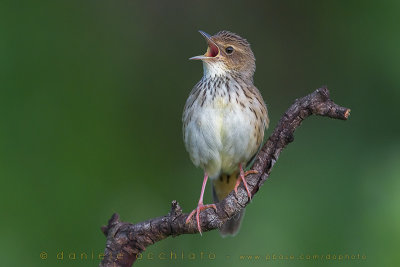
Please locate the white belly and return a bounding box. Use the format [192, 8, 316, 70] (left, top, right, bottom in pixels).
[184, 96, 259, 179]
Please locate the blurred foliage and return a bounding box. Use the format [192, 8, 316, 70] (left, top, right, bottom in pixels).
[1, 0, 399, 266]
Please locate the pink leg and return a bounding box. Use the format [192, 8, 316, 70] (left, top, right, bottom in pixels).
[234, 163, 258, 201]
[185, 173, 217, 235]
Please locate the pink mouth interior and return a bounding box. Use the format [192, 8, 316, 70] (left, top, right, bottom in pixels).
[205, 42, 219, 57]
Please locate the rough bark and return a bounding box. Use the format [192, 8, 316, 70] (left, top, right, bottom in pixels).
[99, 87, 350, 267]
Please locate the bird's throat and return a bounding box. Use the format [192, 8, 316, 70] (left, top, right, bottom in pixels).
[202, 61, 229, 78]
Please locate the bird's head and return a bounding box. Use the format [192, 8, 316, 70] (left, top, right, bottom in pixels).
[190, 30, 256, 80]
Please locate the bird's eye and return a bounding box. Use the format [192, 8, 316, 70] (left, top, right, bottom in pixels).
[225, 46, 234, 54]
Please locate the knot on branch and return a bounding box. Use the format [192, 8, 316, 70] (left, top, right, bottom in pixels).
[316, 86, 330, 101]
[101, 213, 121, 236]
[169, 200, 182, 218]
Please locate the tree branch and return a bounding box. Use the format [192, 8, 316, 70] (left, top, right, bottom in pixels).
[99, 87, 350, 267]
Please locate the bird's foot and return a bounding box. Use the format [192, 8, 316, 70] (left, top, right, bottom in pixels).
[234, 166, 258, 201]
[185, 203, 217, 235]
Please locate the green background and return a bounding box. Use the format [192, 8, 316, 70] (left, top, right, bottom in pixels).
[1, 0, 399, 266]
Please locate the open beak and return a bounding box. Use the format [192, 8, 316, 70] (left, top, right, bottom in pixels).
[189, 30, 220, 60]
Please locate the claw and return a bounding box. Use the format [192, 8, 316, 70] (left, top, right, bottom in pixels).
[234, 164, 258, 201]
[244, 170, 258, 176]
[185, 203, 217, 235]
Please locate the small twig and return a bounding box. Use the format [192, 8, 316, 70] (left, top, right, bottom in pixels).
[99, 87, 350, 267]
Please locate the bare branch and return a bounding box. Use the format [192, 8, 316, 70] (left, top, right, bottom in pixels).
[99, 87, 350, 267]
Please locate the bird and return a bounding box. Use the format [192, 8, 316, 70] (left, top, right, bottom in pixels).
[182, 30, 269, 236]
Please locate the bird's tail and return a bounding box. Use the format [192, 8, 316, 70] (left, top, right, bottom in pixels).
[212, 170, 245, 237]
